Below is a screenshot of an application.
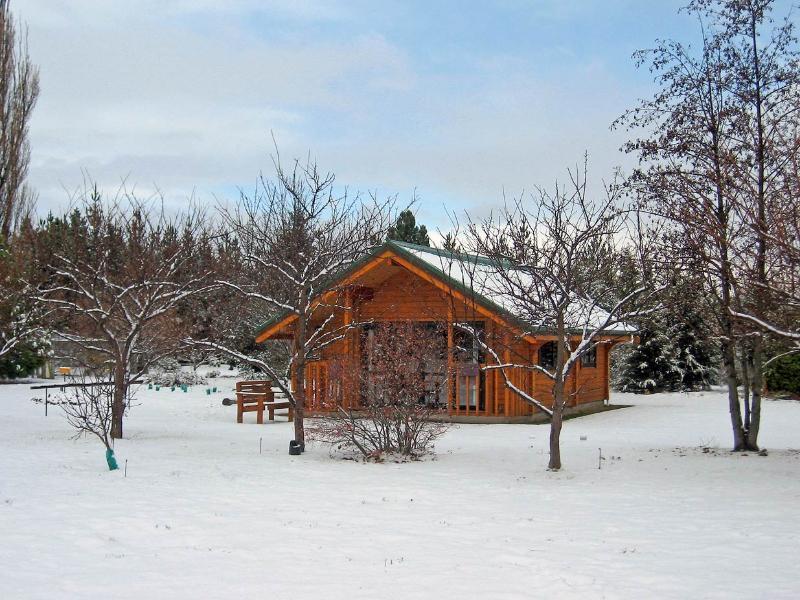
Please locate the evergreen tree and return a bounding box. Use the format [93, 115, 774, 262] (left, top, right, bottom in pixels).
[616, 280, 719, 393]
[668, 303, 717, 391]
[387, 209, 430, 246]
[0, 340, 46, 378]
[617, 321, 681, 393]
[442, 232, 459, 252]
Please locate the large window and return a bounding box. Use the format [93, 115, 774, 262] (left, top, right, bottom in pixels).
[539, 341, 556, 370]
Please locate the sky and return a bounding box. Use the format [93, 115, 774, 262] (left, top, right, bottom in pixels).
[15, 0, 765, 237]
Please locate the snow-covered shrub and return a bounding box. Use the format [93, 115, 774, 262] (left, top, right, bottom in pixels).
[146, 358, 207, 387]
[307, 322, 450, 461]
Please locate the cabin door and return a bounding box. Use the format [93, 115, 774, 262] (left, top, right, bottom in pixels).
[456, 363, 484, 413]
[453, 322, 486, 414]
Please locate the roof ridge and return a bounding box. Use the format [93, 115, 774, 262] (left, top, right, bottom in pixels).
[387, 239, 496, 266]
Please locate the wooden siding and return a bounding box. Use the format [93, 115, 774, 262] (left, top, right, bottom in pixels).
[278, 252, 615, 418]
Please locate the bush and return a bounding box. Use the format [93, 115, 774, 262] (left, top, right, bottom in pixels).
[766, 353, 800, 396]
[0, 342, 46, 378]
[146, 358, 207, 387]
[308, 322, 450, 460]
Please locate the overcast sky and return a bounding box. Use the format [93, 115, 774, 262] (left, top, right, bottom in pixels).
[17, 0, 748, 234]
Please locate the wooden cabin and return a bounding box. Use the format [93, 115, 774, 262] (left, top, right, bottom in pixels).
[255, 241, 634, 422]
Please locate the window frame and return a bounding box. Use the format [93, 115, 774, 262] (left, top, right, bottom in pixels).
[538, 341, 557, 370]
[580, 346, 597, 368]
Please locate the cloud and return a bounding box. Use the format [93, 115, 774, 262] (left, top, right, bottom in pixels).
[19, 0, 641, 233]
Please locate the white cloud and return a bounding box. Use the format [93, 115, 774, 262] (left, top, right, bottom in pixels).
[19, 0, 640, 233]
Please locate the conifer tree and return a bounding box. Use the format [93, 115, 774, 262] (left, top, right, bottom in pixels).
[618, 321, 681, 393]
[387, 209, 430, 246]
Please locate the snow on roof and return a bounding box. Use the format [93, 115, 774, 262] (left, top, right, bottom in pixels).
[390, 240, 637, 335]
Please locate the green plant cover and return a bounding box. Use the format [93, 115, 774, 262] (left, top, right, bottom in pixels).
[106, 448, 119, 471]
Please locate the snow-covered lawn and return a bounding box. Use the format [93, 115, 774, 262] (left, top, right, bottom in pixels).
[1, 381, 798, 599]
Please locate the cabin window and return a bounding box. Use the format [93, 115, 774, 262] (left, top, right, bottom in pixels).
[454, 321, 485, 364]
[539, 341, 556, 370]
[580, 347, 597, 368]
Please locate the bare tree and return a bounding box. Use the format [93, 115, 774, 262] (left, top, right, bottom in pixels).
[191, 153, 393, 452]
[0, 1, 41, 370]
[307, 322, 450, 460]
[618, 0, 800, 450]
[0, 0, 39, 242]
[59, 379, 119, 471]
[457, 163, 656, 470]
[733, 154, 800, 355]
[35, 189, 216, 439]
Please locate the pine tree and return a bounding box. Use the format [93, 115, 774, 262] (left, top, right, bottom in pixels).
[387, 209, 430, 246]
[618, 321, 681, 393]
[441, 232, 459, 252]
[668, 304, 717, 391]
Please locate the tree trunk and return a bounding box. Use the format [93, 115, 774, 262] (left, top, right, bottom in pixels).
[745, 8, 765, 454]
[746, 337, 763, 450]
[721, 337, 746, 450]
[110, 361, 126, 440]
[293, 359, 306, 451]
[292, 305, 308, 452]
[548, 397, 564, 471]
[740, 342, 751, 431]
[547, 316, 568, 471]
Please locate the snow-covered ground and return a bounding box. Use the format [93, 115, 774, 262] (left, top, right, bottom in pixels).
[1, 380, 798, 600]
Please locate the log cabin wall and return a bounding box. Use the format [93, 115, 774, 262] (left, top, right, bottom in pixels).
[293, 259, 613, 418]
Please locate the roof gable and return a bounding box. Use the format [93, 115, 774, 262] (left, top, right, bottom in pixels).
[254, 239, 635, 342]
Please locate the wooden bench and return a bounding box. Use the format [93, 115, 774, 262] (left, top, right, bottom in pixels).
[236, 380, 293, 424]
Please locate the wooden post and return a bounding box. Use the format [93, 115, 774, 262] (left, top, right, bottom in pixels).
[529, 344, 536, 417]
[353, 316, 361, 409]
[486, 360, 494, 416]
[305, 364, 311, 410]
[572, 344, 580, 407]
[493, 370, 499, 416]
[604, 343, 612, 403]
[343, 288, 353, 409]
[343, 288, 352, 353]
[447, 306, 455, 416]
[493, 325, 500, 416]
[503, 331, 511, 417]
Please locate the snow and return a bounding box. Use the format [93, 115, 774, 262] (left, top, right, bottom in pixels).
[1, 380, 799, 599]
